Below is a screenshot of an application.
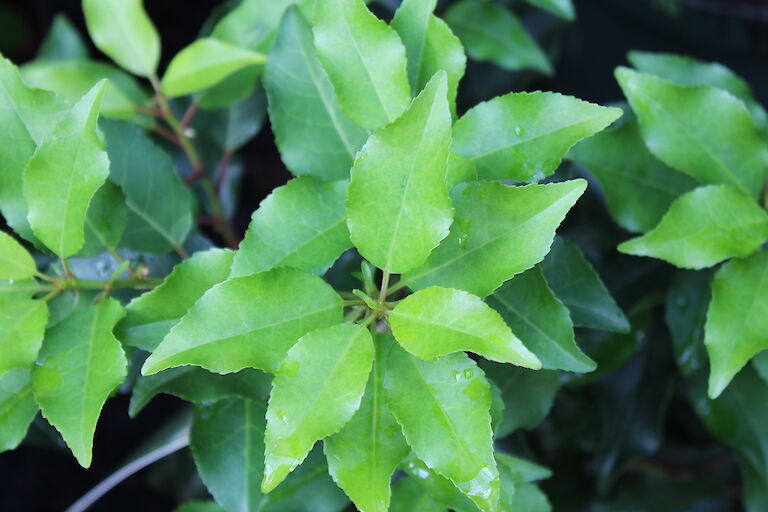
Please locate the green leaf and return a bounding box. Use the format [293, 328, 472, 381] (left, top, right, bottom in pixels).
[264, 7, 367, 181]
[313, 0, 411, 130]
[0, 56, 69, 243]
[82, 0, 160, 77]
[161, 38, 266, 98]
[496, 453, 552, 483]
[705, 250, 768, 398]
[479, 362, 559, 437]
[130, 367, 271, 417]
[452, 91, 622, 182]
[324, 335, 409, 512]
[119, 248, 234, 351]
[444, 0, 551, 75]
[79, 181, 127, 257]
[568, 118, 697, 233]
[524, 0, 575, 19]
[195, 86, 266, 151]
[666, 270, 711, 377]
[541, 237, 630, 332]
[0, 278, 39, 302]
[197, 66, 261, 110]
[212, 0, 313, 53]
[402, 179, 587, 298]
[390, 476, 446, 512]
[191, 398, 269, 512]
[347, 72, 453, 273]
[142, 267, 343, 375]
[175, 502, 225, 512]
[391, 0, 466, 112]
[384, 345, 500, 512]
[24, 80, 110, 257]
[446, 153, 477, 188]
[262, 323, 374, 491]
[102, 119, 194, 253]
[0, 231, 36, 279]
[0, 368, 38, 452]
[231, 177, 351, 277]
[487, 266, 595, 372]
[21, 59, 151, 121]
[627, 50, 768, 131]
[616, 67, 768, 199]
[32, 298, 127, 467]
[389, 286, 541, 369]
[400, 455, 476, 512]
[0, 297, 47, 375]
[37, 14, 90, 61]
[618, 185, 768, 270]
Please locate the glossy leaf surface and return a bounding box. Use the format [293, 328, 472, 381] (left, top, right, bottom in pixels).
[525, 0, 575, 19]
[0, 298, 47, 375]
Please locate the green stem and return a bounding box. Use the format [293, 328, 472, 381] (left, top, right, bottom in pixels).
[65, 278, 163, 291]
[378, 271, 390, 304]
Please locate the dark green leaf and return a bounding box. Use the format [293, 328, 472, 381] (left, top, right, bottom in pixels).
[79, 181, 127, 257]
[37, 14, 89, 61]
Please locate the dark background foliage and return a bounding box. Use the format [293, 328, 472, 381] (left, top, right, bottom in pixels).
[0, 0, 765, 510]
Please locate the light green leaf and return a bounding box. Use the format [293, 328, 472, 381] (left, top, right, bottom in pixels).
[568, 118, 697, 233]
[197, 66, 261, 110]
[142, 267, 343, 375]
[541, 237, 629, 332]
[0, 231, 36, 279]
[496, 453, 552, 483]
[313, 0, 411, 130]
[212, 0, 313, 53]
[0, 278, 39, 301]
[446, 153, 477, 188]
[232, 177, 351, 277]
[130, 367, 270, 417]
[402, 180, 587, 298]
[347, 72, 453, 274]
[263, 323, 374, 491]
[444, 0, 551, 75]
[0, 56, 69, 243]
[264, 7, 367, 181]
[487, 266, 595, 372]
[452, 91, 622, 182]
[37, 14, 90, 61]
[119, 248, 234, 351]
[390, 476, 446, 512]
[82, 0, 160, 77]
[102, 119, 193, 253]
[525, 0, 575, 19]
[324, 335, 409, 512]
[384, 345, 500, 512]
[0, 297, 47, 375]
[627, 50, 768, 131]
[391, 0, 466, 112]
[161, 38, 266, 98]
[705, 250, 768, 398]
[616, 67, 768, 199]
[400, 455, 476, 512]
[618, 185, 768, 270]
[32, 298, 127, 467]
[175, 502, 225, 512]
[24, 80, 109, 257]
[389, 286, 541, 369]
[79, 181, 127, 257]
[191, 398, 269, 512]
[0, 368, 38, 452]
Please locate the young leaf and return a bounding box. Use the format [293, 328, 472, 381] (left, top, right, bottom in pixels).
[400, 455, 477, 511]
[37, 14, 90, 61]
[264, 7, 367, 181]
[616, 67, 768, 199]
[391, 0, 466, 110]
[161, 38, 266, 98]
[324, 336, 410, 512]
[119, 248, 235, 351]
[524, 0, 575, 20]
[444, 0, 551, 75]
[346, 72, 453, 274]
[487, 266, 595, 372]
[24, 80, 109, 257]
[452, 91, 622, 182]
[568, 119, 697, 233]
[142, 267, 343, 375]
[389, 286, 541, 369]
[263, 324, 374, 491]
[618, 185, 768, 270]
[231, 177, 352, 277]
[79, 181, 127, 257]
[0, 369, 38, 452]
[705, 250, 768, 398]
[0, 298, 47, 375]
[0, 57, 69, 243]
[384, 346, 500, 512]
[194, 87, 266, 152]
[211, 0, 313, 53]
[102, 120, 193, 253]
[82, 0, 160, 77]
[541, 237, 629, 332]
[0, 231, 36, 279]
[191, 398, 269, 512]
[32, 298, 127, 467]
[313, 0, 411, 130]
[402, 180, 587, 298]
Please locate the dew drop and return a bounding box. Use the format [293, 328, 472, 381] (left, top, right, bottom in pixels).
[463, 368, 473, 379]
[452, 370, 462, 382]
[514, 126, 525, 137]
